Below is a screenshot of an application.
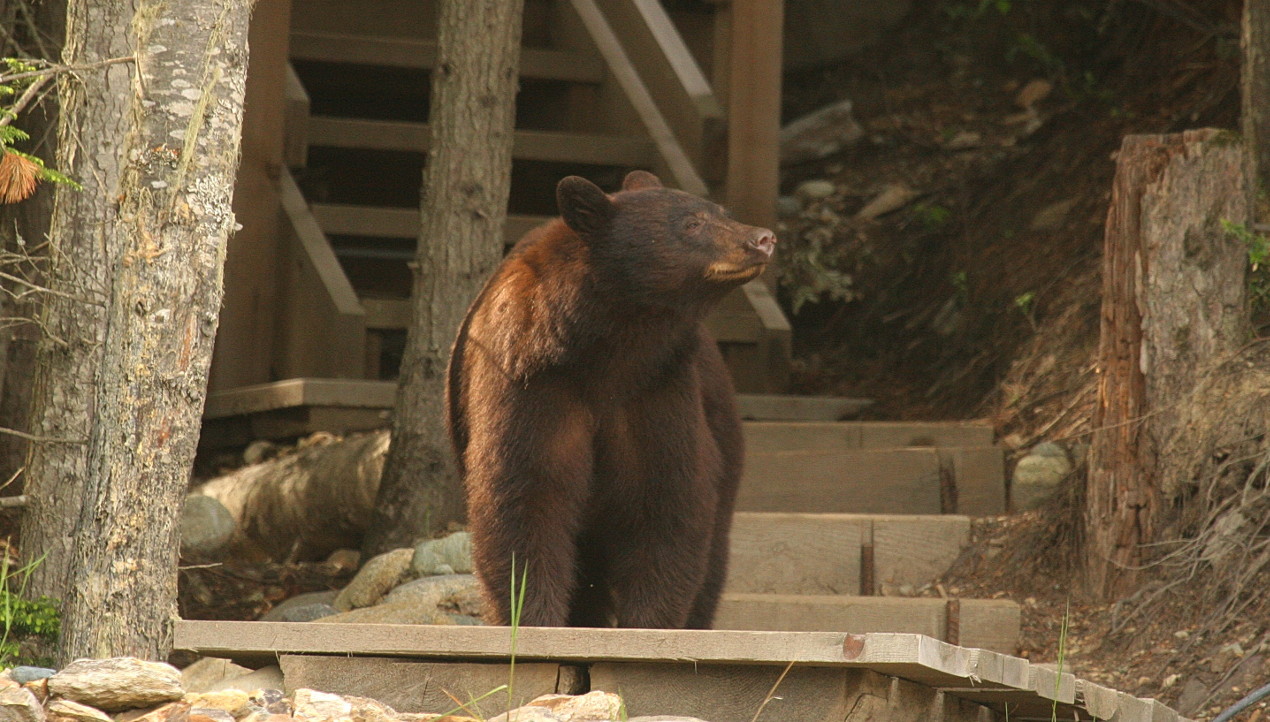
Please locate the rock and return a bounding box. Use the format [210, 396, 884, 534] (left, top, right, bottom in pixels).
[344, 696, 398, 722]
[236, 715, 293, 722]
[854, 183, 918, 221]
[242, 440, 280, 466]
[204, 667, 284, 695]
[411, 533, 474, 576]
[943, 130, 982, 150]
[246, 688, 290, 716]
[628, 718, 714, 722]
[775, 196, 801, 218]
[334, 548, 414, 611]
[793, 180, 836, 203]
[489, 692, 623, 722]
[1012, 443, 1072, 510]
[1201, 509, 1249, 569]
[9, 669, 55, 686]
[1016, 78, 1054, 109]
[1210, 641, 1245, 674]
[48, 659, 184, 712]
[183, 691, 251, 717]
[181, 495, 237, 561]
[46, 699, 111, 722]
[314, 600, 457, 625]
[187, 710, 234, 722]
[780, 99, 864, 165]
[1029, 198, 1078, 231]
[325, 549, 361, 575]
[115, 701, 191, 722]
[262, 590, 340, 623]
[291, 689, 351, 722]
[0, 686, 45, 722]
[384, 575, 482, 614]
[1176, 678, 1208, 716]
[180, 659, 253, 695]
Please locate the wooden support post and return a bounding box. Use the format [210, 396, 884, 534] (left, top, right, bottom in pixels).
[1085, 129, 1250, 599]
[718, 0, 781, 232]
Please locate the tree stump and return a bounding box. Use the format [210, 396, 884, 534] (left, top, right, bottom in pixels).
[1085, 129, 1250, 600]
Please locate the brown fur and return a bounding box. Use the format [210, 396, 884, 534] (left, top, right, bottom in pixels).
[447, 171, 775, 628]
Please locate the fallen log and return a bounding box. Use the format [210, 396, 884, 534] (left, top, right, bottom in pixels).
[192, 431, 390, 561]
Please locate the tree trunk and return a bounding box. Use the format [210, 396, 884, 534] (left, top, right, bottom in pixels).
[195, 432, 389, 562]
[1085, 129, 1250, 600]
[0, 0, 65, 500]
[362, 0, 524, 557]
[20, 0, 252, 662]
[1244, 0, 1270, 199]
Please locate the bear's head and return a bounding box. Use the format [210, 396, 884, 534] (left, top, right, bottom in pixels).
[556, 171, 775, 304]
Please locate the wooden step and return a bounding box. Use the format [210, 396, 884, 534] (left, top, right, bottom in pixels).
[744, 420, 994, 453]
[290, 30, 606, 83]
[307, 116, 657, 166]
[715, 593, 1019, 654]
[739, 447, 1004, 516]
[310, 203, 547, 246]
[174, 622, 1187, 722]
[735, 393, 872, 421]
[726, 513, 970, 596]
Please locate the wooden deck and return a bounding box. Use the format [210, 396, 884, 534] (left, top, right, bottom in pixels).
[175, 622, 1189, 722]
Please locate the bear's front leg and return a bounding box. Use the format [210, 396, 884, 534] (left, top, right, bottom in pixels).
[463, 385, 595, 627]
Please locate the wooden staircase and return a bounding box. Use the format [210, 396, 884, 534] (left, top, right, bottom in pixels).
[265, 0, 791, 392]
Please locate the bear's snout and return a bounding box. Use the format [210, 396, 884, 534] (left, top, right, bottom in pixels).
[746, 229, 777, 258]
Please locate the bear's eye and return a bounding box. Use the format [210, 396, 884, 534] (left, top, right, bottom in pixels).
[683, 217, 703, 231]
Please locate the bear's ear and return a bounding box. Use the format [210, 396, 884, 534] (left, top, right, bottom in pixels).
[622, 170, 662, 191]
[557, 176, 615, 236]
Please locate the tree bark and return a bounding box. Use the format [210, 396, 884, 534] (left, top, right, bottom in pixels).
[362, 0, 523, 557]
[0, 0, 65, 500]
[1085, 129, 1250, 600]
[195, 432, 389, 562]
[1244, 0, 1270, 198]
[21, 0, 253, 662]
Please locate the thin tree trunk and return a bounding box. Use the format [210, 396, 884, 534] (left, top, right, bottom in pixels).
[21, 0, 252, 662]
[1244, 0, 1270, 199]
[19, 0, 129, 605]
[362, 0, 524, 557]
[1085, 130, 1249, 600]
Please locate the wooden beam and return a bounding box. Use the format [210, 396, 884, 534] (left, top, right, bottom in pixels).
[290, 30, 606, 84]
[282, 63, 309, 170]
[306, 116, 657, 166]
[309, 204, 546, 245]
[596, 0, 724, 167]
[719, 0, 781, 230]
[567, 0, 709, 196]
[274, 171, 366, 380]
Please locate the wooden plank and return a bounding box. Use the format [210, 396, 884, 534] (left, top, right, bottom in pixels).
[591, 664, 900, 722]
[596, 0, 723, 168]
[744, 421, 995, 454]
[275, 170, 367, 380]
[309, 203, 545, 245]
[735, 394, 873, 421]
[737, 448, 943, 514]
[306, 116, 657, 166]
[289, 30, 606, 83]
[282, 63, 309, 170]
[568, 0, 708, 196]
[279, 656, 560, 714]
[715, 594, 1019, 655]
[859, 421, 995, 449]
[203, 378, 396, 419]
[726, 513, 970, 595]
[938, 447, 1007, 516]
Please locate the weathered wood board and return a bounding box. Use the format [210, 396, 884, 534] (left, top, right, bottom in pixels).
[726, 512, 971, 595]
[715, 594, 1020, 654]
[175, 624, 1187, 722]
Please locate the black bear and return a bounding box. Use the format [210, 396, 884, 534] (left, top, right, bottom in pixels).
[447, 171, 775, 628]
